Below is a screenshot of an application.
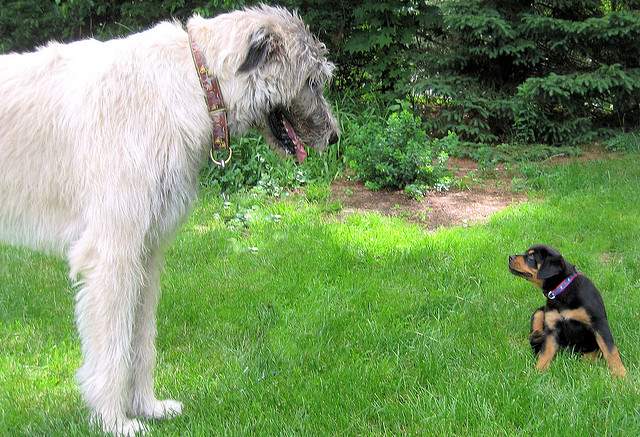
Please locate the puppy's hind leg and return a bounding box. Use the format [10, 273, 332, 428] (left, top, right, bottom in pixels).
[129, 248, 183, 420]
[535, 335, 558, 372]
[593, 318, 626, 378]
[70, 231, 148, 436]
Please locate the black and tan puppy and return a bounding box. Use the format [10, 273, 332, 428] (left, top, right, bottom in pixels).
[509, 244, 626, 377]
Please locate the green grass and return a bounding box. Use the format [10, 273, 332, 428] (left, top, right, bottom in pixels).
[2, 156, 640, 435]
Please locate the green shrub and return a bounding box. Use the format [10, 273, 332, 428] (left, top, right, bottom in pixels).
[7, 0, 640, 160]
[345, 110, 455, 192]
[201, 120, 346, 195]
[202, 135, 294, 195]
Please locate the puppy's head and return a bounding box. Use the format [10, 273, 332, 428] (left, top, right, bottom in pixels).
[508, 244, 568, 288]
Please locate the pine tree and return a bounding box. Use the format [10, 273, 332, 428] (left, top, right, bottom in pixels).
[416, 0, 640, 146]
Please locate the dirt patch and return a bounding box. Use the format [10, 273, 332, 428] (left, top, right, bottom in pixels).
[329, 147, 615, 229]
[331, 179, 526, 230]
[543, 147, 610, 165]
[427, 189, 526, 228]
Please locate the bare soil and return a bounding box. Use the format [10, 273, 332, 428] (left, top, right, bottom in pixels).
[329, 149, 612, 230]
[331, 178, 526, 230]
[330, 156, 528, 230]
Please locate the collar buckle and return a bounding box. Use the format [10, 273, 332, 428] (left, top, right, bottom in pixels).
[545, 272, 579, 301]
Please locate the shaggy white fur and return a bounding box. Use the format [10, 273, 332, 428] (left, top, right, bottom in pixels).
[0, 5, 337, 435]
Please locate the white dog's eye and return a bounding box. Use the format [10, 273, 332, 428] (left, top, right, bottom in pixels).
[308, 78, 320, 92]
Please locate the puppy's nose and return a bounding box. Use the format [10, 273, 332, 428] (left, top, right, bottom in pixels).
[509, 255, 515, 264]
[329, 131, 339, 145]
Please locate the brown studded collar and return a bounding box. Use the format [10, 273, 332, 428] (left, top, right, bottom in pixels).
[188, 30, 232, 167]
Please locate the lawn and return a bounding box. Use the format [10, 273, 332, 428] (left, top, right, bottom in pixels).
[1, 156, 640, 435]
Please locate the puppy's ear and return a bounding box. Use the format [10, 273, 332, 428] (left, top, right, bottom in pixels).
[538, 255, 565, 279]
[238, 27, 280, 73]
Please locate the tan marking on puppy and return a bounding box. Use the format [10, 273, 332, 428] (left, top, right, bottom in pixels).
[582, 351, 600, 362]
[510, 255, 543, 287]
[595, 333, 627, 378]
[536, 336, 558, 371]
[560, 308, 591, 326]
[544, 310, 561, 330]
[532, 310, 545, 333]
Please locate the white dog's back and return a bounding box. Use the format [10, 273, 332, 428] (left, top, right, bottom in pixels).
[0, 41, 97, 251]
[0, 23, 206, 254]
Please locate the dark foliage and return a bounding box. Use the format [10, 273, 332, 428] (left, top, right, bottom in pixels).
[6, 1, 638, 148]
[0, 1, 242, 53]
[415, 0, 640, 146]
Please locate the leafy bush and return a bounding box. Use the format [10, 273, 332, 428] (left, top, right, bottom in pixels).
[199, 93, 365, 195]
[201, 133, 343, 195]
[344, 109, 455, 194]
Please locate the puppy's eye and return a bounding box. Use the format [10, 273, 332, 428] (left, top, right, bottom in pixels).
[526, 255, 536, 267]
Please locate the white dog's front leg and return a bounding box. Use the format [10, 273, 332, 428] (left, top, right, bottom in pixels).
[129, 249, 183, 420]
[71, 237, 148, 436]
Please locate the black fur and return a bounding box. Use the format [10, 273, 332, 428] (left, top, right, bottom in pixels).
[238, 28, 272, 73]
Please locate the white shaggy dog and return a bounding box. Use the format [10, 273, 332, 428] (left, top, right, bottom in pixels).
[0, 5, 338, 435]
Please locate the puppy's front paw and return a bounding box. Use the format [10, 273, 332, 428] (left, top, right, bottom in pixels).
[529, 331, 544, 343]
[529, 331, 545, 354]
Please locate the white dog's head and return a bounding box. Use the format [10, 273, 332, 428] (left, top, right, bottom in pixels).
[189, 5, 339, 162]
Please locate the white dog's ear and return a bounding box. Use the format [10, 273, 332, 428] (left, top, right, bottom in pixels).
[238, 27, 281, 73]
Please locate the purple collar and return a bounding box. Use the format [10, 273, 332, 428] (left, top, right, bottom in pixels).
[546, 272, 579, 300]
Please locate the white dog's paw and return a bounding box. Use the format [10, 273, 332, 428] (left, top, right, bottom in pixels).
[135, 399, 183, 420]
[116, 419, 148, 436]
[92, 416, 148, 436]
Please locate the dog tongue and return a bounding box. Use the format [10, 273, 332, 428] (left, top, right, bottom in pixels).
[282, 119, 307, 163]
